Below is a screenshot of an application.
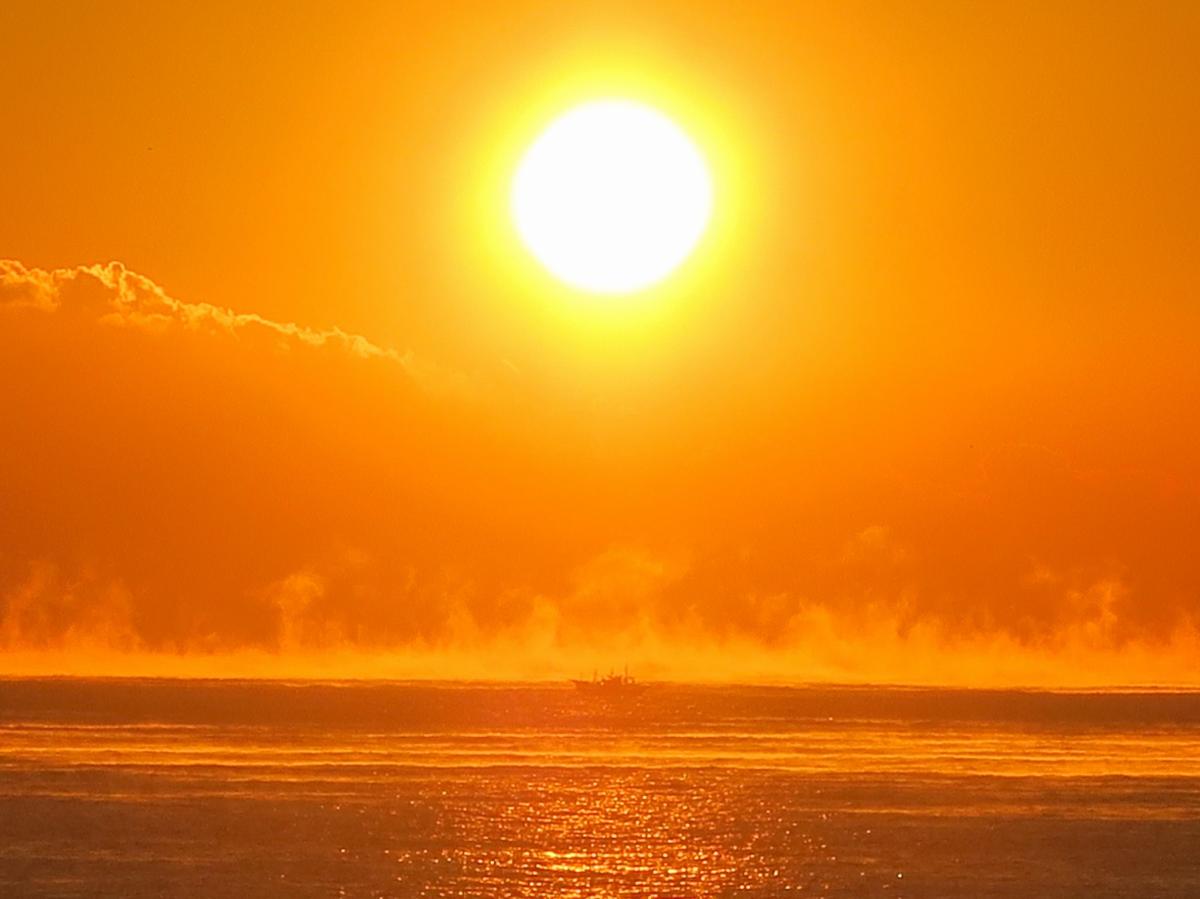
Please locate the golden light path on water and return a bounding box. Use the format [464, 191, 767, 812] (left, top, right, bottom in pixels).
[2, 681, 1200, 897]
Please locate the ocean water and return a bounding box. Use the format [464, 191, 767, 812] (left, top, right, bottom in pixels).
[1, 679, 1198, 897]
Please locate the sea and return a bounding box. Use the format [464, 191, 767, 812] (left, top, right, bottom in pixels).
[0, 678, 1198, 898]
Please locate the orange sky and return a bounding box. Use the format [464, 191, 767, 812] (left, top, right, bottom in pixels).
[1, 1, 1198, 684]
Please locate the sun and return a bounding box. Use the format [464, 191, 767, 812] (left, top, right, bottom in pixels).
[511, 99, 713, 295]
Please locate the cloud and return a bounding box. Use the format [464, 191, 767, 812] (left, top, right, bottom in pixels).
[0, 260, 464, 393]
[0, 258, 1198, 685]
[0, 261, 61, 311]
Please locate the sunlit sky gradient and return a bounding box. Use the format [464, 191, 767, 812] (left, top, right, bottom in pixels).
[2, 1, 1198, 684]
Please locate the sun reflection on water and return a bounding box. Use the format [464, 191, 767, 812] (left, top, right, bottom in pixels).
[1, 682, 1199, 896]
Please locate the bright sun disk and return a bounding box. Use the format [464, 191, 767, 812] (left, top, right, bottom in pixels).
[511, 99, 713, 295]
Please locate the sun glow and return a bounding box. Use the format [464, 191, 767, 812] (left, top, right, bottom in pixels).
[511, 99, 713, 295]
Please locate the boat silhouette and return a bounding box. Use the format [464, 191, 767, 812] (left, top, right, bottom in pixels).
[570, 666, 648, 698]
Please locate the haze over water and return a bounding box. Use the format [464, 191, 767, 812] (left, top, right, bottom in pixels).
[1, 679, 1198, 897]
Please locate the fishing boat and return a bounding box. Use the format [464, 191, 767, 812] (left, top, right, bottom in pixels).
[570, 666, 648, 698]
